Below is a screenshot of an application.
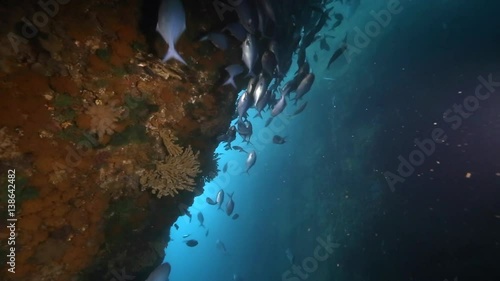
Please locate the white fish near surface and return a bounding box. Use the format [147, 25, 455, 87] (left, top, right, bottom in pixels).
[245, 151, 257, 174]
[145, 262, 171, 281]
[237, 90, 251, 121]
[242, 34, 258, 76]
[294, 73, 315, 104]
[252, 73, 269, 107]
[271, 93, 287, 117]
[216, 189, 225, 210]
[226, 192, 235, 216]
[265, 91, 286, 127]
[157, 0, 187, 64]
[254, 89, 270, 118]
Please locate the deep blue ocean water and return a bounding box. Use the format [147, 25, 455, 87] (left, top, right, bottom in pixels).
[161, 1, 500, 280]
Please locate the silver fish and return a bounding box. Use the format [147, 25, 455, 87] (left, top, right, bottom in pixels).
[145, 262, 171, 281]
[223, 64, 244, 89]
[247, 75, 258, 96]
[256, 4, 267, 37]
[264, 116, 273, 127]
[256, 0, 276, 22]
[253, 73, 269, 107]
[281, 79, 299, 97]
[232, 146, 247, 153]
[226, 192, 235, 216]
[197, 212, 205, 228]
[327, 33, 349, 69]
[157, 0, 187, 64]
[216, 189, 225, 210]
[216, 239, 227, 253]
[200, 32, 229, 50]
[271, 92, 287, 117]
[242, 34, 258, 76]
[268, 40, 279, 62]
[290, 101, 308, 116]
[222, 22, 247, 42]
[254, 89, 271, 118]
[185, 239, 198, 247]
[235, 0, 258, 34]
[206, 197, 217, 205]
[245, 151, 257, 173]
[294, 73, 315, 104]
[295, 61, 310, 80]
[261, 50, 277, 77]
[272, 135, 286, 144]
[237, 91, 251, 121]
[237, 120, 253, 144]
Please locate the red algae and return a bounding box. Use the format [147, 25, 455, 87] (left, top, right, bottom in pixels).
[88, 54, 111, 72]
[18, 214, 42, 232]
[49, 76, 80, 96]
[110, 41, 134, 61]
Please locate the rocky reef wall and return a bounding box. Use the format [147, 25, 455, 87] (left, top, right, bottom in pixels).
[0, 0, 239, 280]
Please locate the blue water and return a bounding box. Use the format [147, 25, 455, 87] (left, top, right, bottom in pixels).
[160, 1, 500, 280]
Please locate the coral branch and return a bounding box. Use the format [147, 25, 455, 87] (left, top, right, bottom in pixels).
[140, 130, 200, 197]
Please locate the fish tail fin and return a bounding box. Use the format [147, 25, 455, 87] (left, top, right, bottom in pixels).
[265, 117, 273, 127]
[245, 70, 255, 78]
[223, 77, 236, 89]
[163, 45, 187, 65]
[254, 111, 263, 119]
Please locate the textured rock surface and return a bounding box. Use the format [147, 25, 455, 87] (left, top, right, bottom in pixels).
[0, 0, 239, 280]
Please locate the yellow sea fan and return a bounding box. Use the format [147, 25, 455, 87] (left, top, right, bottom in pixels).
[140, 130, 200, 198]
